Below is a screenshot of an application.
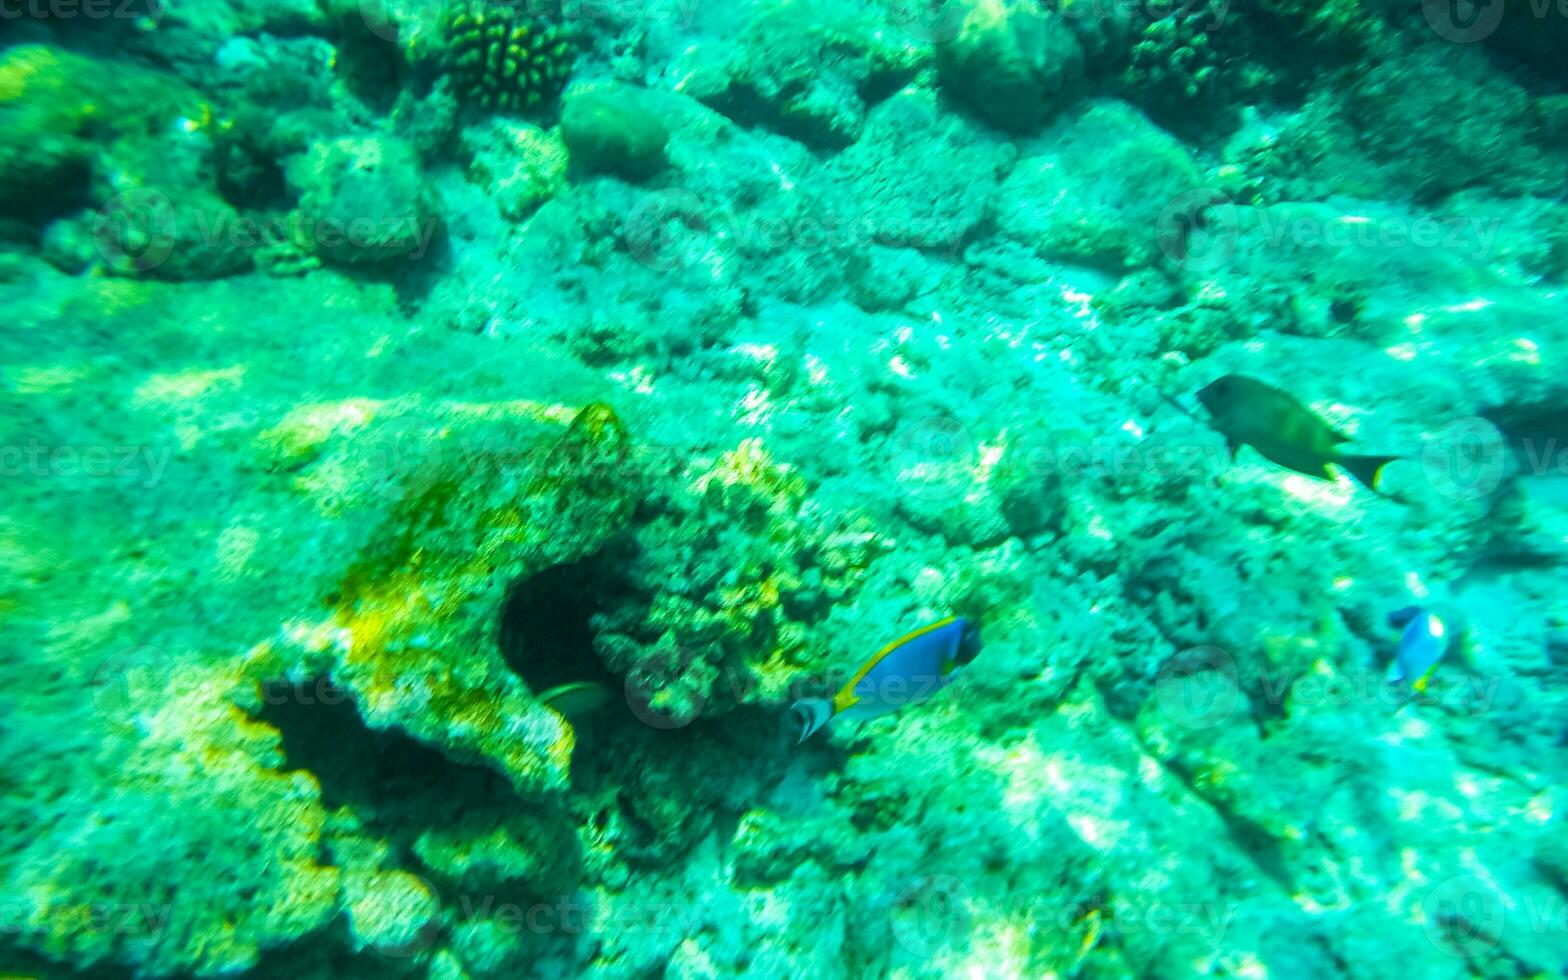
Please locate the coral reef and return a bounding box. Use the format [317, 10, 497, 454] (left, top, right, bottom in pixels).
[4, 2, 1568, 979]
[934, 0, 1090, 132]
[594, 438, 884, 722]
[284, 135, 443, 265]
[681, 2, 927, 149]
[463, 120, 569, 219]
[560, 84, 670, 180]
[443, 1, 577, 115]
[831, 90, 1014, 253]
[996, 100, 1204, 272]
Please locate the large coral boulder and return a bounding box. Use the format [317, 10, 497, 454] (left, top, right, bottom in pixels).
[935, 0, 1088, 131]
[285, 136, 442, 266]
[561, 85, 670, 181]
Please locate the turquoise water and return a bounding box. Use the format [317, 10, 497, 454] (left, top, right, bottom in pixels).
[3, 1, 1567, 977]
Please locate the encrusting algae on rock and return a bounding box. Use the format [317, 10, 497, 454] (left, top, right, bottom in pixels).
[243, 400, 639, 793]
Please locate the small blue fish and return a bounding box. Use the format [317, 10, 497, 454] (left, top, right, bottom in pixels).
[791, 616, 982, 743]
[1385, 605, 1449, 692]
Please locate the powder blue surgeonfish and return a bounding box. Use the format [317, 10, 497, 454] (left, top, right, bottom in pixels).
[1385, 605, 1449, 692]
[791, 616, 982, 743]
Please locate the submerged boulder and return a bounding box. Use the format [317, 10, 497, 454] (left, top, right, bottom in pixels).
[935, 0, 1088, 132]
[560, 85, 670, 181]
[285, 135, 442, 266]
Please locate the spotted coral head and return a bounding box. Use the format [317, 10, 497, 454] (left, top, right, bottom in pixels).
[444, 1, 577, 114]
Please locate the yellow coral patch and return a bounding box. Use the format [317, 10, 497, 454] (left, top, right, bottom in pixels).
[258, 398, 389, 463]
[65, 278, 156, 319]
[9, 363, 92, 394]
[132, 365, 246, 407]
[690, 438, 806, 505]
[0, 45, 62, 103]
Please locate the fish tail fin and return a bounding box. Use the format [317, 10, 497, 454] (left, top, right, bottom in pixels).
[790, 698, 834, 744]
[1339, 454, 1400, 492]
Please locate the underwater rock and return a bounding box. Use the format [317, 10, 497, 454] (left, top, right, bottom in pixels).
[0, 46, 209, 224]
[560, 85, 670, 181]
[443, 0, 576, 115]
[464, 119, 569, 219]
[0, 46, 265, 279]
[210, 36, 344, 209]
[343, 868, 438, 954]
[5, 661, 341, 976]
[831, 89, 1014, 254]
[1342, 43, 1555, 204]
[247, 399, 639, 794]
[496, 177, 752, 353]
[0, 45, 98, 220]
[996, 100, 1204, 271]
[683, 3, 927, 150]
[152, 0, 325, 61]
[851, 244, 940, 312]
[935, 0, 1088, 132]
[285, 135, 442, 266]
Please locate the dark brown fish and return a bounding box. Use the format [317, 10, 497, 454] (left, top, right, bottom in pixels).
[1196, 374, 1399, 491]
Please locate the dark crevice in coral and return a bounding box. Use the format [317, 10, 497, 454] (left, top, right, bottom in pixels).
[240, 921, 398, 980]
[0, 945, 131, 980]
[498, 551, 627, 696]
[323, 9, 414, 111]
[254, 678, 522, 843]
[1482, 401, 1568, 466]
[1158, 755, 1296, 893]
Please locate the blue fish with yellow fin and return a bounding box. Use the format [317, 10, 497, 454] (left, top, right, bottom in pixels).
[791, 616, 982, 743]
[1385, 605, 1449, 692]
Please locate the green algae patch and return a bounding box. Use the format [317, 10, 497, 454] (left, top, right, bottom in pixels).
[0, 45, 206, 220]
